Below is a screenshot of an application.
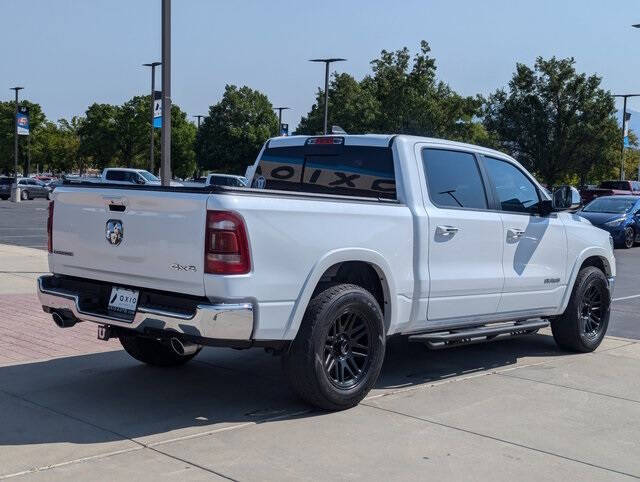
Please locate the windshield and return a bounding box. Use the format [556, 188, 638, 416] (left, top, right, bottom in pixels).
[583, 197, 637, 214]
[139, 171, 160, 182]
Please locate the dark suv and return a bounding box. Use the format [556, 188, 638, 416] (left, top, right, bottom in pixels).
[0, 177, 12, 200]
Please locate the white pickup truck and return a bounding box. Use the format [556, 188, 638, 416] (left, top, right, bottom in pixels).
[38, 134, 615, 410]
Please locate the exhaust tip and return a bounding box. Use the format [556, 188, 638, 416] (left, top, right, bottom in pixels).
[52, 311, 76, 328]
[170, 337, 199, 356]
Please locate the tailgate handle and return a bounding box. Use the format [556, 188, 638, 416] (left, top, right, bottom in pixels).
[108, 204, 126, 212]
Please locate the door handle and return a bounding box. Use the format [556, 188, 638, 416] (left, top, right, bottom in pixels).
[436, 225, 460, 236]
[507, 228, 525, 240]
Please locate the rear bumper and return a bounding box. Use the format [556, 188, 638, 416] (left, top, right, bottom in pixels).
[37, 275, 254, 342]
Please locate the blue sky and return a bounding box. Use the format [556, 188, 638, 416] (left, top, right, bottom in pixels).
[2, 0, 640, 132]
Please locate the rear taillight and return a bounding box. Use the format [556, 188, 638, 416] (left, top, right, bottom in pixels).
[205, 211, 250, 274]
[47, 201, 54, 253]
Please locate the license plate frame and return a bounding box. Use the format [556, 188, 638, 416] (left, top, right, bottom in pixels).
[107, 286, 139, 317]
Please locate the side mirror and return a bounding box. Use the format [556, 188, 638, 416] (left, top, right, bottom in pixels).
[135, 176, 146, 185]
[552, 185, 581, 211]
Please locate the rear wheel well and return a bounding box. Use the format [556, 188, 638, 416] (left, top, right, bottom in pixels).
[313, 261, 387, 319]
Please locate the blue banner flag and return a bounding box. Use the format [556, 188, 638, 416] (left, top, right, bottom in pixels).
[17, 106, 29, 136]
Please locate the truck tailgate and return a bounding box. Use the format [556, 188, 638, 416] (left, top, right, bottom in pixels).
[50, 187, 209, 296]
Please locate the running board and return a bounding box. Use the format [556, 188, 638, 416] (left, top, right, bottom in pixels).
[408, 320, 549, 350]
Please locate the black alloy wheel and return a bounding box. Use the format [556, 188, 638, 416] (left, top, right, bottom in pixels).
[324, 311, 372, 389]
[579, 284, 604, 339]
[624, 227, 635, 249]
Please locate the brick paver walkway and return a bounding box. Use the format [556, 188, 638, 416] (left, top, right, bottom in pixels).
[0, 293, 119, 365]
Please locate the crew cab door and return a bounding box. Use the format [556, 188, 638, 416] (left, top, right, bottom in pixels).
[481, 156, 567, 313]
[420, 147, 504, 321]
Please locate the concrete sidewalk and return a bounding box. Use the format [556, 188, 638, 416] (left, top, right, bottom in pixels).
[1, 244, 639, 480]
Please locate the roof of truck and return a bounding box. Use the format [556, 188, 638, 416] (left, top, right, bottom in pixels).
[267, 134, 513, 160]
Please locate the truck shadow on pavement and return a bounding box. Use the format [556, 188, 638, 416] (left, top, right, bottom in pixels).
[0, 333, 570, 447]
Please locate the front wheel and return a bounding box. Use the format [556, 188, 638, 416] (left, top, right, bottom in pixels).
[282, 284, 385, 410]
[20, 190, 29, 200]
[119, 334, 201, 367]
[622, 227, 635, 249]
[551, 266, 610, 352]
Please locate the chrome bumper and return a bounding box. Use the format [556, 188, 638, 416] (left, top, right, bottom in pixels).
[37, 275, 253, 341]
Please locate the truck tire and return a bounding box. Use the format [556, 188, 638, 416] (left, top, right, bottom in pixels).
[119, 334, 201, 367]
[551, 266, 610, 352]
[282, 283, 385, 410]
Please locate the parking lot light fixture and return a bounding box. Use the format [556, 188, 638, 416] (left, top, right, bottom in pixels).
[309, 58, 346, 134]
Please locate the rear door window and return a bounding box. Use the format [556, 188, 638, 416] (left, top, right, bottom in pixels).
[422, 149, 487, 209]
[106, 170, 126, 181]
[253, 140, 396, 199]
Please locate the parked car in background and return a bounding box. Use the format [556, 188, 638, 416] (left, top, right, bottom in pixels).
[205, 173, 248, 187]
[580, 180, 640, 204]
[577, 195, 640, 248]
[17, 178, 51, 200]
[100, 168, 183, 187]
[0, 177, 12, 200]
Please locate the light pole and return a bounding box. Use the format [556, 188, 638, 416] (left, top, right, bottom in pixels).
[160, 0, 171, 186]
[10, 87, 23, 202]
[274, 106, 289, 135]
[193, 115, 204, 177]
[143, 61, 161, 174]
[193, 114, 204, 129]
[614, 94, 640, 180]
[309, 58, 346, 134]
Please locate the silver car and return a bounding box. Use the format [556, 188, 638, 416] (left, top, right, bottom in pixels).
[17, 178, 51, 200]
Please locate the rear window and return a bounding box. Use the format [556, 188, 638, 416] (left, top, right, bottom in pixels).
[252, 141, 396, 199]
[600, 181, 630, 190]
[105, 170, 127, 181]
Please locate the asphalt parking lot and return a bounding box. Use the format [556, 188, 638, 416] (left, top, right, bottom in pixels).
[0, 199, 48, 250]
[2, 197, 638, 340]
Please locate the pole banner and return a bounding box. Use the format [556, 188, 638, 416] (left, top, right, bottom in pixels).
[17, 106, 30, 136]
[153, 90, 162, 128]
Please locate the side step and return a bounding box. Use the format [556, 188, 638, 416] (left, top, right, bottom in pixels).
[408, 319, 549, 350]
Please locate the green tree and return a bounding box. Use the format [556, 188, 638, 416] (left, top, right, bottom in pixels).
[78, 103, 119, 170]
[170, 104, 197, 179]
[32, 118, 84, 174]
[296, 41, 485, 143]
[297, 73, 380, 134]
[196, 85, 278, 174]
[483, 57, 619, 186]
[113, 96, 149, 168]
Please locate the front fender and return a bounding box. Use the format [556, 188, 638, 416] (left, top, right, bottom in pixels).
[558, 246, 615, 314]
[282, 248, 397, 340]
